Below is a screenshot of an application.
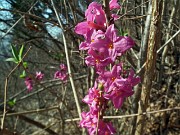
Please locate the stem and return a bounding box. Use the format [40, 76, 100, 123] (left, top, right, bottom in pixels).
[96, 111, 100, 135]
[1, 46, 32, 130]
[103, 0, 111, 26]
[131, 2, 152, 134]
[64, 107, 180, 122]
[50, 0, 82, 119]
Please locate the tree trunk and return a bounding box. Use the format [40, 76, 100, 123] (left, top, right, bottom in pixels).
[135, 0, 163, 134]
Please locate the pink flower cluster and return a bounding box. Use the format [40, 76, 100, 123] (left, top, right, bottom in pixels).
[24, 64, 68, 92]
[75, 0, 140, 134]
[54, 64, 68, 81]
[25, 71, 44, 91]
[25, 77, 33, 91]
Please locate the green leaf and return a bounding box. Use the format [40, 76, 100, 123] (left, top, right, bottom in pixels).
[118, 28, 123, 36]
[23, 62, 28, 68]
[18, 45, 24, 61]
[124, 33, 128, 36]
[119, 28, 129, 36]
[8, 99, 16, 107]
[19, 70, 26, 78]
[5, 57, 19, 63]
[11, 45, 19, 62]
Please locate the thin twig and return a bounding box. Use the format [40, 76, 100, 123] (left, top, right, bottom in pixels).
[123, 15, 147, 20]
[50, 0, 82, 119]
[18, 114, 58, 134]
[120, 0, 150, 18]
[136, 62, 147, 75]
[103, 107, 180, 119]
[16, 77, 82, 102]
[0, 2, 38, 39]
[157, 29, 180, 53]
[1, 79, 8, 130]
[64, 107, 180, 122]
[0, 75, 87, 107]
[1, 46, 32, 130]
[0, 106, 59, 117]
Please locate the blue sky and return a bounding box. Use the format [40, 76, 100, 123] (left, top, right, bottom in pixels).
[0, 0, 12, 57]
[0, 0, 12, 37]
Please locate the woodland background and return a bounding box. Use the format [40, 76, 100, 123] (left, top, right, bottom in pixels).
[0, 0, 179, 135]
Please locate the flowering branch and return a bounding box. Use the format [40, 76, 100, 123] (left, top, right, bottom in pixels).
[74, 0, 140, 134]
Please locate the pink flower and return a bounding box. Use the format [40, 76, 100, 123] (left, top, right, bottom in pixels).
[35, 71, 44, 81]
[91, 25, 135, 57]
[85, 2, 106, 26]
[109, 0, 121, 10]
[80, 111, 116, 135]
[80, 112, 116, 135]
[54, 71, 68, 81]
[85, 48, 113, 72]
[111, 14, 120, 20]
[108, 81, 134, 108]
[25, 77, 33, 91]
[90, 25, 118, 58]
[109, 0, 121, 20]
[114, 36, 135, 55]
[80, 112, 98, 135]
[83, 87, 100, 105]
[98, 121, 116, 135]
[74, 21, 90, 37]
[54, 64, 68, 81]
[74, 21, 106, 38]
[59, 64, 67, 71]
[83, 82, 107, 114]
[107, 69, 140, 108]
[98, 64, 122, 93]
[79, 29, 103, 50]
[74, 2, 106, 38]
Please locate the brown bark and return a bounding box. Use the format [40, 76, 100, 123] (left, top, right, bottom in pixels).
[135, 0, 163, 134]
[131, 2, 152, 134]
